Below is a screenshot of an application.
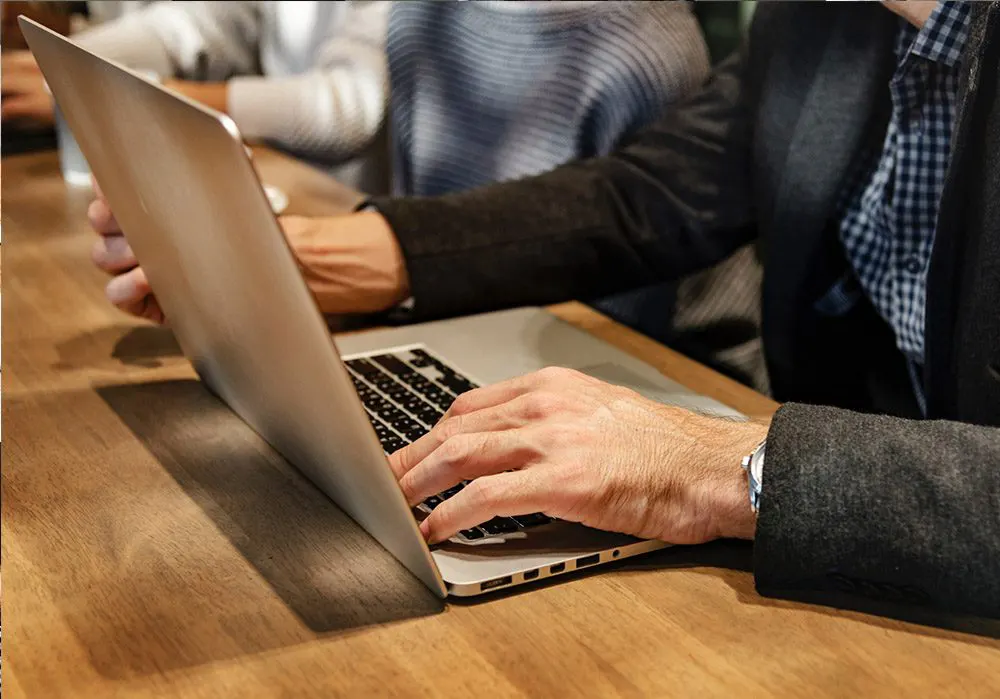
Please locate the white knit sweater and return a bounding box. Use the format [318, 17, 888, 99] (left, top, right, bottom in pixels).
[76, 1, 389, 192]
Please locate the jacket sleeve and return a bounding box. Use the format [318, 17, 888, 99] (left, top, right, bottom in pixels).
[756, 403, 1000, 619]
[369, 47, 760, 322]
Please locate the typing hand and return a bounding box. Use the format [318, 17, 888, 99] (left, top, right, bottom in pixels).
[389, 367, 766, 545]
[1, 50, 54, 125]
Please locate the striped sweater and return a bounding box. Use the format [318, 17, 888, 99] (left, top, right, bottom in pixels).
[388, 1, 709, 196]
[385, 1, 768, 391]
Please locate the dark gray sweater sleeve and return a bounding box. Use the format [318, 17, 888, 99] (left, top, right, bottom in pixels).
[757, 403, 1000, 619]
[369, 47, 759, 321]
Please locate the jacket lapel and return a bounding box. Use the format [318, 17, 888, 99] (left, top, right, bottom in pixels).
[925, 1, 999, 418]
[762, 6, 897, 369]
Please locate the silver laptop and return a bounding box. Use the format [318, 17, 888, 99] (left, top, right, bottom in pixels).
[24, 18, 746, 598]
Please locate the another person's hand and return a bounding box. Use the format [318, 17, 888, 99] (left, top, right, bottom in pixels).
[389, 367, 767, 545]
[1, 50, 54, 125]
[283, 211, 411, 314]
[90, 189, 410, 321]
[88, 181, 165, 323]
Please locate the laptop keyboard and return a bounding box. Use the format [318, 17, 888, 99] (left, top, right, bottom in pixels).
[344, 347, 552, 543]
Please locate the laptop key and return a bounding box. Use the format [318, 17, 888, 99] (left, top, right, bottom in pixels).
[405, 427, 429, 442]
[458, 527, 486, 540]
[414, 405, 444, 426]
[512, 513, 551, 528]
[382, 437, 406, 454]
[423, 495, 442, 510]
[346, 358, 384, 378]
[408, 350, 433, 368]
[441, 483, 465, 499]
[439, 374, 476, 396]
[391, 415, 422, 432]
[481, 517, 520, 535]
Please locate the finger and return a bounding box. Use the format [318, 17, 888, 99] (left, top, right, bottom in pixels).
[398, 429, 539, 506]
[388, 390, 554, 479]
[91, 235, 137, 274]
[106, 267, 153, 316]
[0, 72, 37, 94]
[87, 198, 121, 236]
[138, 295, 166, 325]
[1, 95, 43, 121]
[419, 472, 549, 544]
[445, 366, 594, 420]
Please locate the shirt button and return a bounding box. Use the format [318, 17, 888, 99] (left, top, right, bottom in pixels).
[902, 256, 923, 275]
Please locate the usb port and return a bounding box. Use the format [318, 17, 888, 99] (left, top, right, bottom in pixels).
[576, 554, 600, 568]
[550, 562, 566, 574]
[523, 569, 539, 581]
[481, 575, 512, 591]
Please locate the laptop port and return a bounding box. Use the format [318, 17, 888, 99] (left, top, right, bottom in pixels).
[523, 568, 539, 581]
[576, 554, 600, 568]
[480, 575, 512, 592]
[550, 562, 566, 574]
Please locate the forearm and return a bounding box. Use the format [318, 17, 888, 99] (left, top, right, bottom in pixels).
[755, 404, 1000, 618]
[226, 67, 385, 160]
[372, 50, 758, 322]
[163, 80, 228, 115]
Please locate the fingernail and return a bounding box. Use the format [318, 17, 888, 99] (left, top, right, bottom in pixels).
[106, 276, 133, 304]
[419, 520, 433, 542]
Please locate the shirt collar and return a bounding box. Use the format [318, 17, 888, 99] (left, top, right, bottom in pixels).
[895, 1, 972, 68]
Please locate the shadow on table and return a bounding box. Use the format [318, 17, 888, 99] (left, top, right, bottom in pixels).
[54, 324, 183, 371]
[96, 379, 443, 634]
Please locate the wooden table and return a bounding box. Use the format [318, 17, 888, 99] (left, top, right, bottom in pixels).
[3, 149, 998, 699]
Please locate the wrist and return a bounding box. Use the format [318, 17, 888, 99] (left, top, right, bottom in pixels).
[164, 80, 229, 114]
[283, 211, 411, 314]
[710, 421, 768, 540]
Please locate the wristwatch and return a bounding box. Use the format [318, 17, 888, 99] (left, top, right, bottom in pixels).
[741, 439, 766, 513]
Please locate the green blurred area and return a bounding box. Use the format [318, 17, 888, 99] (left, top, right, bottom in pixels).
[694, 1, 756, 65]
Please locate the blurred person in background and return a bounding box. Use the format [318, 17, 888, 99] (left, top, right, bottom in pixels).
[2, 1, 389, 192]
[385, 0, 767, 392]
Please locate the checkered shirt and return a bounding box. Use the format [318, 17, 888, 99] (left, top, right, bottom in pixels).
[835, 2, 971, 363]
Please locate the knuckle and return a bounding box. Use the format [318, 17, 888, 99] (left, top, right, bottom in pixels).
[448, 392, 476, 416]
[539, 366, 586, 383]
[436, 414, 465, 442]
[523, 391, 564, 419]
[466, 479, 498, 510]
[437, 435, 471, 469]
[538, 366, 572, 382]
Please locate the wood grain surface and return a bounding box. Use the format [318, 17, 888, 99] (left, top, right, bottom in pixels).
[2, 149, 998, 699]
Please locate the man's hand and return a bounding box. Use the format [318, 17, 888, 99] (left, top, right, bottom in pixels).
[389, 367, 767, 545]
[89, 188, 410, 320]
[1, 50, 54, 125]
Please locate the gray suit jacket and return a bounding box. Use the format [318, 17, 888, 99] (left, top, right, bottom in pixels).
[371, 3, 1000, 618]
